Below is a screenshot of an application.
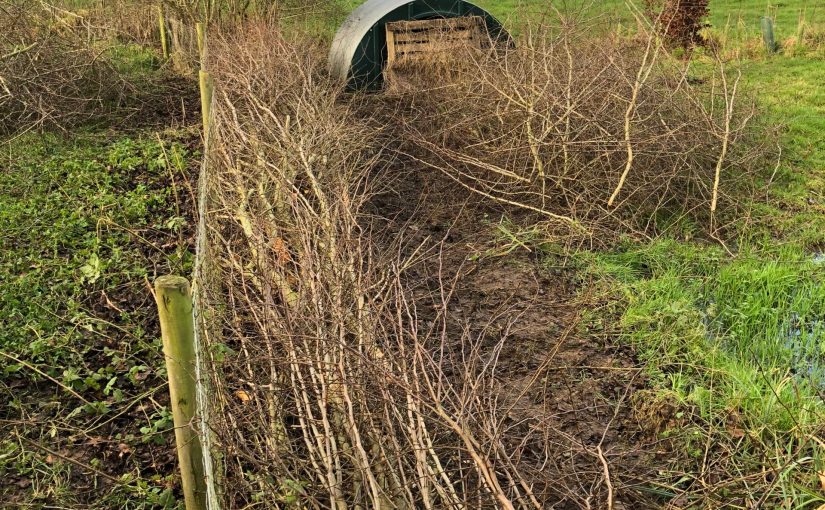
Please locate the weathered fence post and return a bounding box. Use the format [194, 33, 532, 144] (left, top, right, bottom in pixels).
[158, 6, 169, 59]
[197, 23, 213, 139]
[761, 16, 777, 53]
[154, 276, 207, 510]
[199, 70, 214, 139]
[196, 22, 206, 60]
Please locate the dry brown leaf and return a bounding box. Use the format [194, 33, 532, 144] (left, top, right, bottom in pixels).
[272, 237, 290, 265]
[235, 390, 251, 403]
[728, 427, 746, 439]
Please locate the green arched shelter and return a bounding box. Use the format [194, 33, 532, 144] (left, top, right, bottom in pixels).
[329, 0, 509, 89]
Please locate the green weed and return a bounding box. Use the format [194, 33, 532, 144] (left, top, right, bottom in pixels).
[0, 130, 196, 508]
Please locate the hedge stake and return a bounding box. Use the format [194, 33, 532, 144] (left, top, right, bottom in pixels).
[154, 276, 206, 510]
[158, 5, 169, 59]
[196, 22, 206, 62]
[199, 70, 214, 139]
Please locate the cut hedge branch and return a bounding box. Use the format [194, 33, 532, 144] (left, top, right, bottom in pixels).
[711, 64, 741, 213]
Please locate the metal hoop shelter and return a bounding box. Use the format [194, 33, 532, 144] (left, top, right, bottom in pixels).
[329, 0, 508, 89]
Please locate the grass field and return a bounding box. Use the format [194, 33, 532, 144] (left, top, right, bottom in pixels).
[1, 0, 824, 507]
[470, 0, 821, 31]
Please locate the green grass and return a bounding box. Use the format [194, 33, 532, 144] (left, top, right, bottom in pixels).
[579, 239, 825, 506]
[0, 130, 196, 508]
[470, 1, 816, 24]
[708, 0, 823, 39]
[586, 239, 825, 415]
[744, 57, 825, 172]
[727, 54, 825, 251]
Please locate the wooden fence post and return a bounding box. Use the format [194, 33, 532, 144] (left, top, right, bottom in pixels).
[196, 22, 205, 61]
[199, 70, 214, 139]
[196, 22, 213, 139]
[154, 276, 207, 510]
[158, 5, 169, 59]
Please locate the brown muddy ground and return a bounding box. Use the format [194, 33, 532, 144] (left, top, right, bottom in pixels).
[368, 163, 678, 509]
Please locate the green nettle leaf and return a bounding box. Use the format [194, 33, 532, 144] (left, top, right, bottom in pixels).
[83, 401, 111, 415]
[211, 343, 236, 363]
[79, 253, 102, 283]
[63, 368, 81, 384]
[3, 363, 23, 375]
[165, 216, 186, 232]
[156, 488, 175, 508]
[104, 376, 118, 395]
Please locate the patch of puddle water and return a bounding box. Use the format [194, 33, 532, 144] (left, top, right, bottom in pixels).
[781, 314, 825, 388]
[795, 253, 825, 387]
[700, 270, 825, 390]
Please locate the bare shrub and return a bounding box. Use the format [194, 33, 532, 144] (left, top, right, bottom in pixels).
[162, 0, 346, 25]
[783, 23, 825, 58]
[197, 21, 656, 508]
[84, 1, 159, 45]
[200, 23, 399, 507]
[381, 19, 763, 240]
[0, 1, 135, 135]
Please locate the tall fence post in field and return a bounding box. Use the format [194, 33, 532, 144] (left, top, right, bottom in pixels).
[158, 5, 169, 59]
[154, 276, 207, 510]
[197, 24, 213, 139]
[761, 16, 777, 53]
